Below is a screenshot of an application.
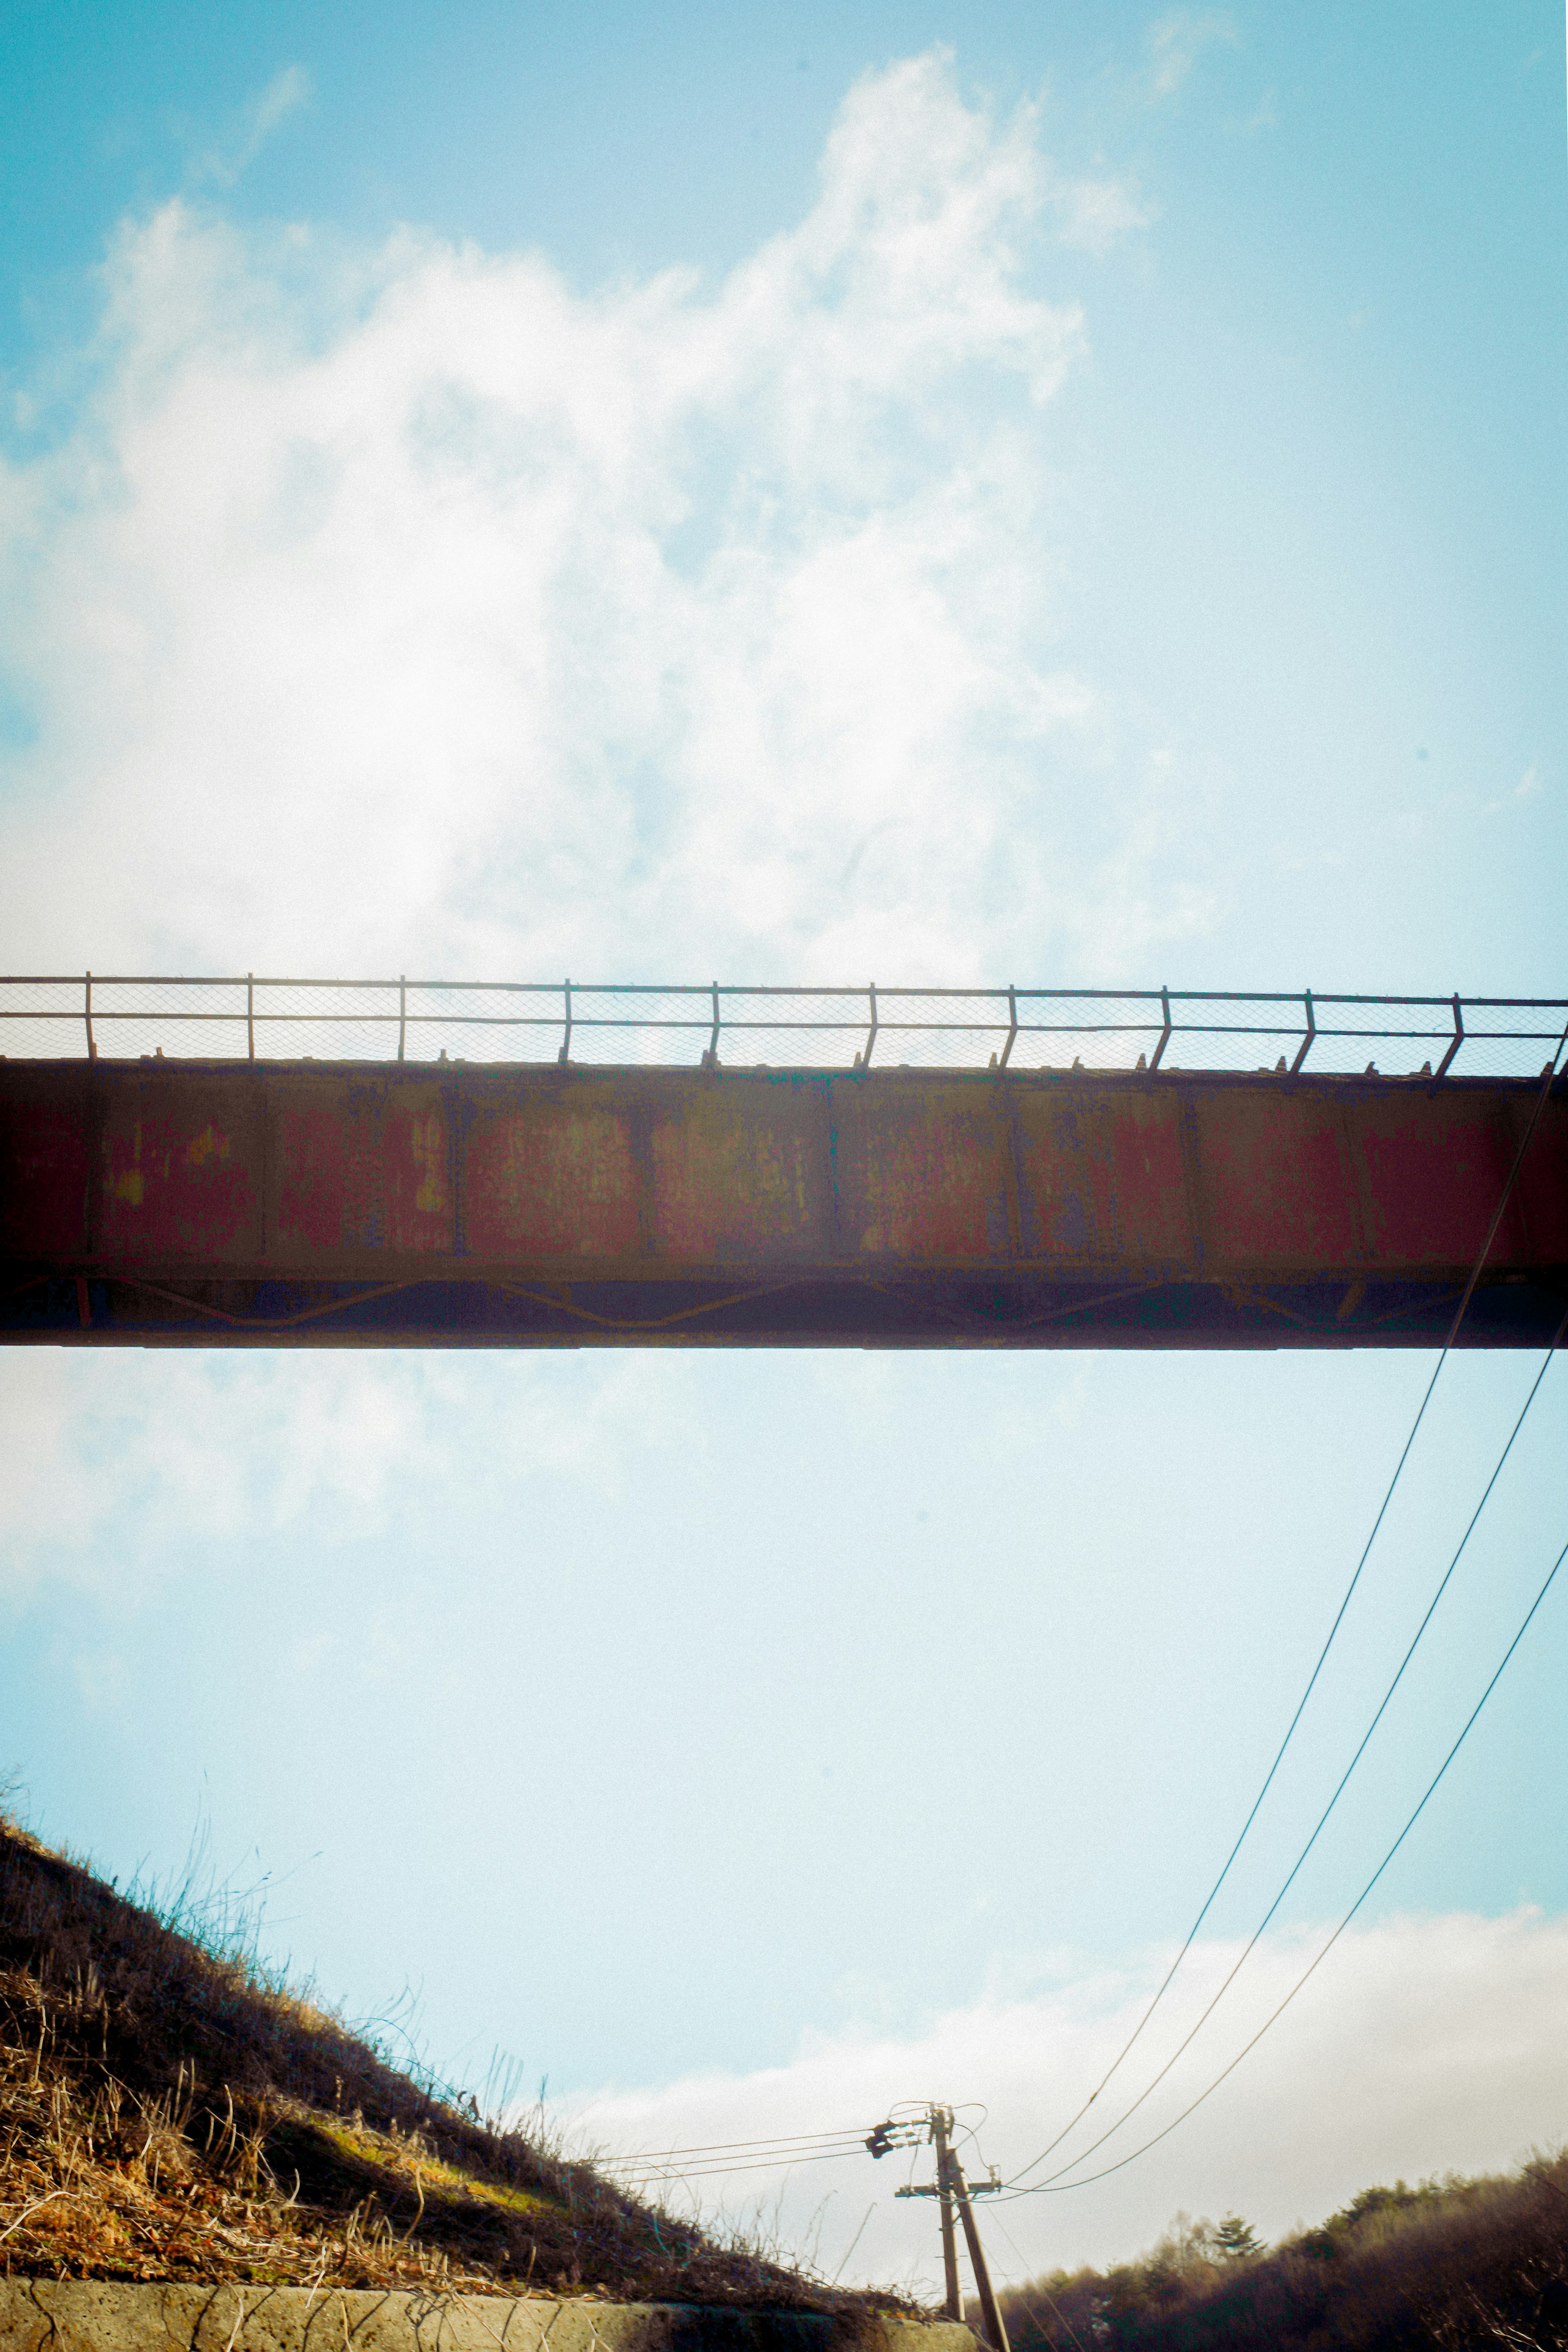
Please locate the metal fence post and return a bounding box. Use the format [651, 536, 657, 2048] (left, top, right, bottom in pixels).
[1290, 987, 1316, 1074]
[1148, 985, 1172, 1070]
[858, 982, 878, 1070]
[998, 985, 1018, 1069]
[1434, 992, 1464, 1080]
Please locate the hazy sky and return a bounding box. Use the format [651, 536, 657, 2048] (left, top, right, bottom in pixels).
[2, 0, 1566, 2294]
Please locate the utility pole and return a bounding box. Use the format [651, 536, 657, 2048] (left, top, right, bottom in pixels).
[949, 2143, 1009, 2352]
[876, 2106, 1010, 2352]
[933, 2106, 962, 2319]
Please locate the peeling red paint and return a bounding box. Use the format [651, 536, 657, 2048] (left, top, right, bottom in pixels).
[275, 1083, 455, 1255]
[651, 1092, 816, 1261]
[97, 1083, 256, 1256]
[464, 1099, 640, 1260]
[840, 1088, 1008, 1260]
[1013, 1092, 1190, 1264]
[2, 1062, 1564, 1347]
[1196, 1094, 1361, 1267]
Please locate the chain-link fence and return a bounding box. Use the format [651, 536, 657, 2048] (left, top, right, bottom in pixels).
[1, 977, 1564, 1079]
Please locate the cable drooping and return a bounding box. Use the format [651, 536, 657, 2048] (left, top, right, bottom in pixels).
[600, 2125, 877, 2160]
[1007, 1524, 1568, 2200]
[609, 2146, 871, 2185]
[1007, 1022, 1568, 2189]
[1016, 1312, 1566, 2188]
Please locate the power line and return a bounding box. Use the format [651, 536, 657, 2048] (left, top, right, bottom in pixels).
[831, 2203, 878, 2285]
[987, 2212, 1090, 2352]
[607, 2151, 870, 2184]
[1007, 1023, 1568, 2190]
[599, 2125, 875, 2160]
[1014, 1310, 1566, 2189]
[1007, 1523, 1568, 2200]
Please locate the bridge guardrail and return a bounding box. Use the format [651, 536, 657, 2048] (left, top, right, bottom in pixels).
[0, 977, 1564, 1080]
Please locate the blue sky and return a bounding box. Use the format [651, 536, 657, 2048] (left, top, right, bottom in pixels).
[2, 0, 1566, 2287]
[2, 4, 1564, 980]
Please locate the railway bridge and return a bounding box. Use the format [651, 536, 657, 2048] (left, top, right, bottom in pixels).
[2, 980, 1564, 1349]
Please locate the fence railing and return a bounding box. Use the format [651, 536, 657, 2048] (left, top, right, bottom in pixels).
[1, 978, 1564, 1080]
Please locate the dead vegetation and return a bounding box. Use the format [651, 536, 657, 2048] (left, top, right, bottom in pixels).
[996, 2156, 1568, 2350]
[0, 1811, 903, 2313]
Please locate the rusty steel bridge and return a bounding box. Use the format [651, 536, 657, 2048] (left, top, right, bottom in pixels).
[1, 978, 1564, 1348]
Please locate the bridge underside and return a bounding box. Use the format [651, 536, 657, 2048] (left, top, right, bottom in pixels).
[3, 1061, 1564, 1348]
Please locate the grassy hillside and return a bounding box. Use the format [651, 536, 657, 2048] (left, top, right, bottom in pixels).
[0, 1814, 895, 2310]
[996, 2155, 1568, 2350]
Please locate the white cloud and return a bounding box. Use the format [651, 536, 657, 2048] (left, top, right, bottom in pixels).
[1147, 11, 1239, 102]
[0, 51, 1175, 990]
[0, 1351, 428, 1587]
[1045, 168, 1154, 255]
[1484, 763, 1545, 815]
[191, 65, 313, 190]
[566, 1909, 1568, 2291]
[0, 1347, 696, 1599]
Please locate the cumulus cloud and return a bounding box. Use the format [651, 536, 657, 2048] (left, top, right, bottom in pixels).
[0, 51, 1180, 989]
[568, 1909, 1568, 2289]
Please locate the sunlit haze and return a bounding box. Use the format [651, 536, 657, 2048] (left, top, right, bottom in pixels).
[2, 0, 1566, 2295]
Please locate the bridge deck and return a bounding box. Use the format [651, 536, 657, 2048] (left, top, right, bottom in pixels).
[2, 1059, 1564, 1347]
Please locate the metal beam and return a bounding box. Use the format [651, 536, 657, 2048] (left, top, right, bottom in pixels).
[2, 1061, 1564, 1347]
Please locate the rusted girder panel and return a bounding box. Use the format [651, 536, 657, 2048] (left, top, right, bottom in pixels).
[1, 1061, 1564, 1347]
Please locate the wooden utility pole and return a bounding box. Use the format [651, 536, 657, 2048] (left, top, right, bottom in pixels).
[951, 2150, 1009, 2352]
[891, 2106, 1010, 2352]
[931, 2107, 962, 2321]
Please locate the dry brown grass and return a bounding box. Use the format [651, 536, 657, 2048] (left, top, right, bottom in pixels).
[0, 1814, 906, 2314]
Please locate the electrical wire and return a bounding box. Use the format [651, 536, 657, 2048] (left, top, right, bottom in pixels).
[1003, 1521, 1568, 2199]
[606, 2146, 876, 2186]
[1007, 1023, 1568, 2189]
[599, 2125, 877, 2160]
[606, 2107, 931, 2192]
[617, 1050, 1566, 2215]
[831, 2204, 878, 2285]
[1013, 1309, 1567, 2189]
[987, 2212, 1090, 2352]
[600, 2122, 887, 2191]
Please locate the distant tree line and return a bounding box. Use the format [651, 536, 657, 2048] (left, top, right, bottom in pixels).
[990, 2148, 1568, 2350]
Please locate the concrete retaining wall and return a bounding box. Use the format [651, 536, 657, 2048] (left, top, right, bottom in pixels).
[0, 2284, 975, 2352]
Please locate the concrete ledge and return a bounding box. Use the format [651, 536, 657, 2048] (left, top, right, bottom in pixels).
[0, 2284, 975, 2352]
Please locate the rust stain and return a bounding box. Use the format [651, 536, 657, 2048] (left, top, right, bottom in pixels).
[412, 1115, 447, 1215]
[6, 1066, 1561, 1326]
[275, 1083, 453, 1254]
[1194, 1093, 1359, 1267]
[98, 1094, 256, 1255]
[1011, 1091, 1187, 1264]
[114, 1121, 144, 1207]
[652, 1089, 815, 1260]
[185, 1124, 231, 1169]
[465, 1099, 640, 1259]
[842, 1084, 1005, 1260]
